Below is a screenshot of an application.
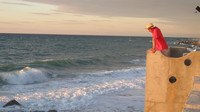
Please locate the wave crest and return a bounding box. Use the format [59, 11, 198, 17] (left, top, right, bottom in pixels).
[34, 57, 102, 67]
[0, 67, 50, 85]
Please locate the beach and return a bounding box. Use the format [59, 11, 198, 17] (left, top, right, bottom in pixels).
[76, 89, 145, 112]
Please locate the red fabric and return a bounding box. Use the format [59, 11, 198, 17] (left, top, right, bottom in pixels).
[152, 27, 168, 51]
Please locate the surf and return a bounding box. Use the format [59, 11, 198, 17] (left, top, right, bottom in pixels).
[0, 67, 51, 85]
[0, 67, 146, 111]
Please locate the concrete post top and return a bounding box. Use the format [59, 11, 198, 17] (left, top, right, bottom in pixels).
[147, 47, 200, 59]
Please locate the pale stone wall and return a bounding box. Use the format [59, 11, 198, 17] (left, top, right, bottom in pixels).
[145, 47, 200, 112]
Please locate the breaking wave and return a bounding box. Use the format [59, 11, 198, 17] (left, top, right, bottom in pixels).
[0, 67, 51, 85]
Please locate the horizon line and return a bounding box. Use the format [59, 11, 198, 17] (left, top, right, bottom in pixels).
[0, 32, 198, 38]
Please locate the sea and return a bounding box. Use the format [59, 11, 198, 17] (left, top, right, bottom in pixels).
[0, 33, 197, 112]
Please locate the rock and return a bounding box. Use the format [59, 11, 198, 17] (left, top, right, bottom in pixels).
[48, 110, 57, 112]
[176, 41, 200, 45]
[3, 99, 21, 108]
[192, 41, 200, 45]
[176, 41, 191, 45]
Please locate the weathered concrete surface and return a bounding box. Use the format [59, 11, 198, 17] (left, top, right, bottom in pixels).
[145, 47, 200, 112]
[193, 76, 200, 91]
[183, 108, 200, 112]
[185, 91, 200, 108]
[184, 76, 200, 111]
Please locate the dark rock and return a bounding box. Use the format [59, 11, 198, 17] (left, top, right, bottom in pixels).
[3, 99, 21, 108]
[176, 41, 200, 45]
[48, 110, 57, 112]
[30, 111, 45, 112]
[176, 41, 191, 45]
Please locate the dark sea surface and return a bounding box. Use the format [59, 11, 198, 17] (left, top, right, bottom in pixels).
[0, 33, 196, 111]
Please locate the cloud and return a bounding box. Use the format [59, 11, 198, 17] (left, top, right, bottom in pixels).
[1, 1, 32, 6]
[32, 13, 52, 16]
[16, 0, 200, 37]
[22, 0, 197, 19]
[0, 21, 33, 25]
[63, 20, 85, 24]
[90, 20, 111, 22]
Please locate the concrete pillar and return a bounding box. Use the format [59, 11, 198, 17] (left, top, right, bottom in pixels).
[145, 47, 200, 112]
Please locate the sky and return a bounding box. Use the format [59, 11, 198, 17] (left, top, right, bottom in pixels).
[0, 0, 200, 37]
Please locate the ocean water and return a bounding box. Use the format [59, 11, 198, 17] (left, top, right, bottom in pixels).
[0, 34, 196, 111]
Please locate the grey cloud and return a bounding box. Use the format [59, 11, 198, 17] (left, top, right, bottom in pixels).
[90, 20, 111, 22]
[31, 11, 63, 16]
[0, 21, 33, 25]
[32, 13, 52, 15]
[22, 0, 196, 20]
[63, 20, 85, 24]
[1, 1, 32, 6]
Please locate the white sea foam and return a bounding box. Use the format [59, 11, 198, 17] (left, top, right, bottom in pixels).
[0, 67, 49, 85]
[0, 67, 146, 111]
[80, 89, 145, 112]
[128, 59, 146, 65]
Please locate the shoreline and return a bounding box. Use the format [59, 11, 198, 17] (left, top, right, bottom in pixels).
[0, 88, 145, 112]
[71, 88, 145, 112]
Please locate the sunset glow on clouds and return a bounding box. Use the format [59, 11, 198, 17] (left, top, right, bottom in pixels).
[0, 0, 199, 37]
